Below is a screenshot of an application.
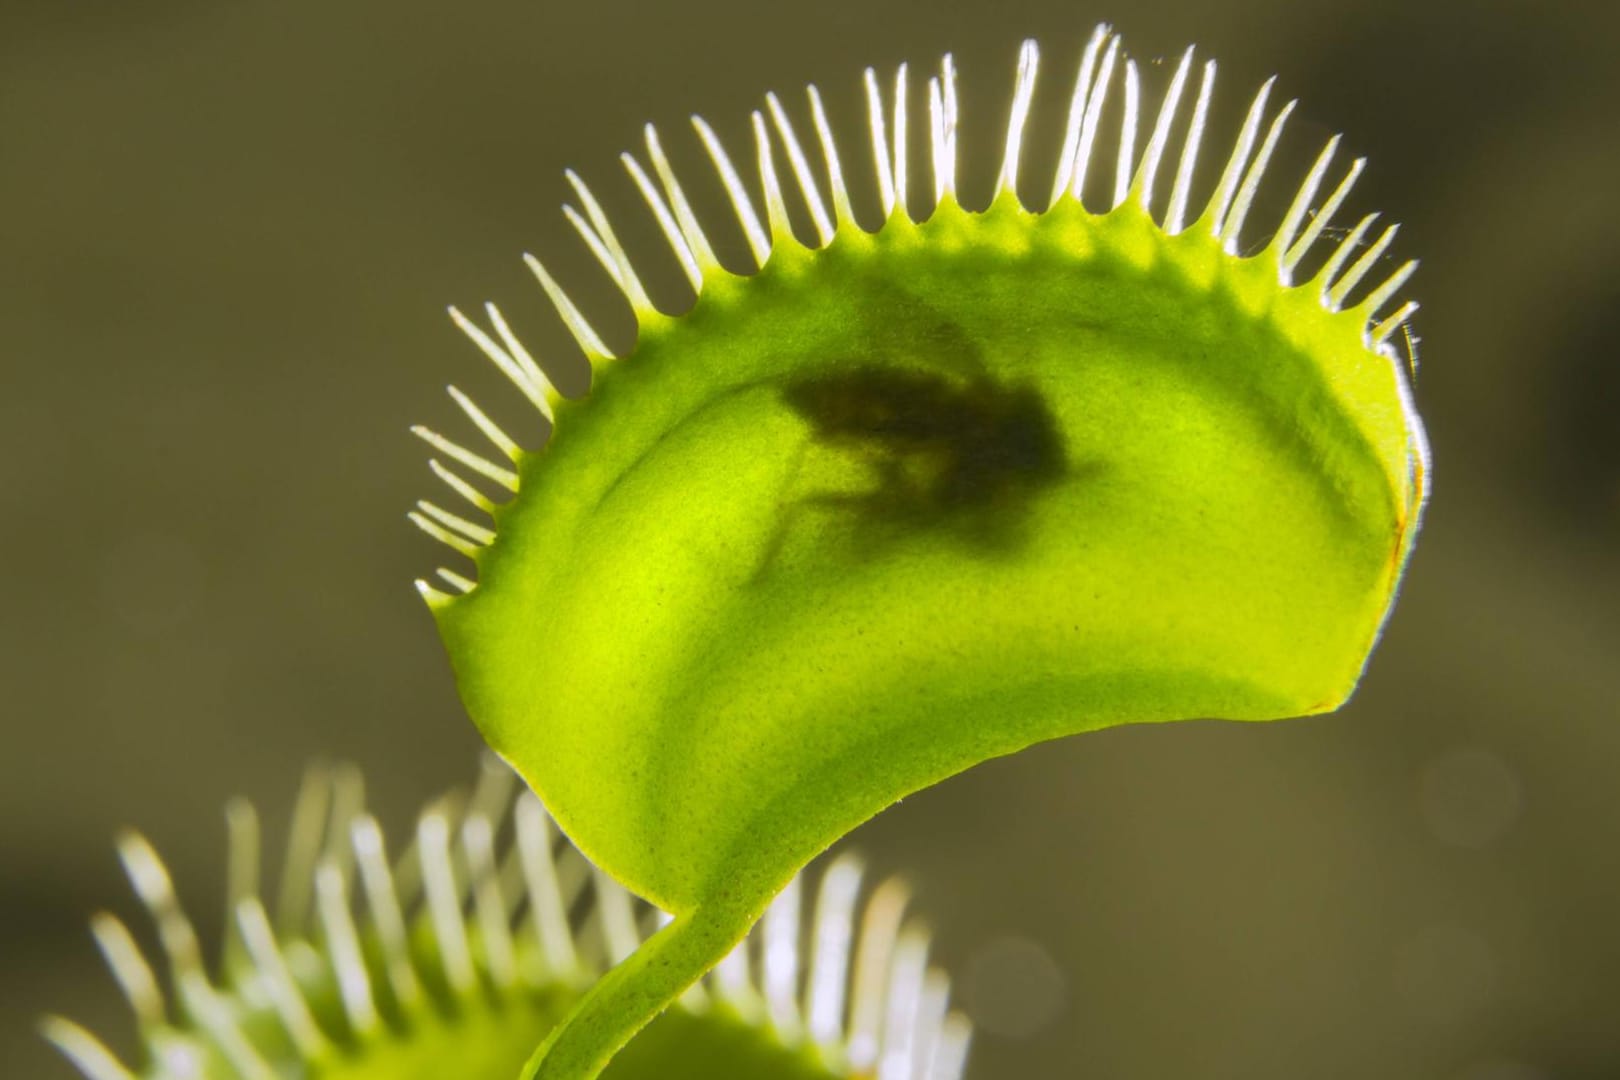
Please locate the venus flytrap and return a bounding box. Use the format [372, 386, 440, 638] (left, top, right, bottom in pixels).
[410, 24, 1428, 1079]
[44, 758, 970, 1080]
[46, 21, 1430, 1080]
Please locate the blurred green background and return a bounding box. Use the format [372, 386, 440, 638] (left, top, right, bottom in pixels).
[3, 1, 1617, 1077]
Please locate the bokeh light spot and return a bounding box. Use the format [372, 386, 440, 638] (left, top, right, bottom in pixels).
[962, 934, 1067, 1039]
[1393, 924, 1497, 1024]
[1420, 746, 1524, 849]
[1455, 1060, 1548, 1080]
[100, 530, 205, 636]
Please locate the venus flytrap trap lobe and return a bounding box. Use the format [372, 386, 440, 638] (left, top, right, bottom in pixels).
[45, 758, 971, 1079]
[413, 24, 1429, 1079]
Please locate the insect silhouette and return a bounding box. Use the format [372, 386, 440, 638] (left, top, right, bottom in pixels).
[754, 363, 1067, 577]
[784, 366, 1064, 505]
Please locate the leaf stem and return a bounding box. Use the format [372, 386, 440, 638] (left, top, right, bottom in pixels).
[520, 900, 757, 1080]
